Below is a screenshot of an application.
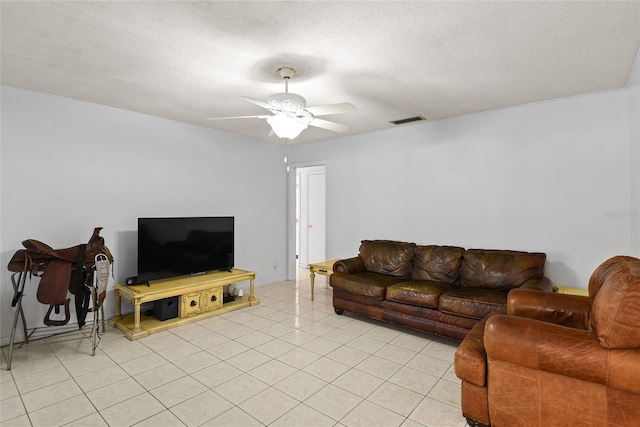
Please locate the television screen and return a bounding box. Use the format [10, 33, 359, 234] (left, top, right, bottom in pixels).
[137, 216, 234, 283]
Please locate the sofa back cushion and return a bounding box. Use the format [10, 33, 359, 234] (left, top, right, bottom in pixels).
[412, 245, 465, 283]
[359, 240, 415, 279]
[460, 249, 546, 291]
[590, 256, 640, 349]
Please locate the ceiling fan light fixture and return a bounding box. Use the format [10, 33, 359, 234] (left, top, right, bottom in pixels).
[267, 113, 308, 139]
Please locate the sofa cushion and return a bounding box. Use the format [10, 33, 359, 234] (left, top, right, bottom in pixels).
[412, 245, 464, 283]
[590, 256, 640, 349]
[359, 240, 415, 279]
[460, 249, 546, 291]
[386, 280, 456, 308]
[439, 288, 508, 319]
[330, 271, 403, 300]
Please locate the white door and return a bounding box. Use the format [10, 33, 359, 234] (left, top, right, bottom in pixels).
[307, 171, 326, 264]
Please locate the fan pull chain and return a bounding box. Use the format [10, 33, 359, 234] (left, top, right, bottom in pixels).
[284, 138, 290, 172]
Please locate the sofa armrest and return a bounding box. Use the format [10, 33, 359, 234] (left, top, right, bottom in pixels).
[484, 314, 640, 394]
[508, 288, 591, 329]
[517, 276, 553, 292]
[333, 256, 366, 274]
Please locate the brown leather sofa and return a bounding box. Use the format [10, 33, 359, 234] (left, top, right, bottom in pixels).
[454, 255, 640, 427]
[330, 240, 553, 340]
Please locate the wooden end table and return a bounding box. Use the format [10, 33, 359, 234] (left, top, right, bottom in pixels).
[554, 286, 589, 296]
[308, 259, 339, 300]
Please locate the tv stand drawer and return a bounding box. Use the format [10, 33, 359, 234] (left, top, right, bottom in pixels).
[181, 292, 203, 318]
[202, 288, 223, 312]
[180, 288, 223, 318]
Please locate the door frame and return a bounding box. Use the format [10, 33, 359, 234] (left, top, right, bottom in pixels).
[287, 161, 328, 280]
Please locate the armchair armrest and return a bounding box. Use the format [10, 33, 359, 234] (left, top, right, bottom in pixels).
[484, 314, 640, 394]
[333, 256, 366, 274]
[455, 312, 501, 387]
[518, 276, 553, 292]
[508, 288, 591, 329]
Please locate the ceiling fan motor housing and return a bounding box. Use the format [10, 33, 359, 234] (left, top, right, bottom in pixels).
[267, 92, 307, 114]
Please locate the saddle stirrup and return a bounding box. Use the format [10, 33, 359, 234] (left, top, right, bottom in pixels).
[43, 299, 71, 326]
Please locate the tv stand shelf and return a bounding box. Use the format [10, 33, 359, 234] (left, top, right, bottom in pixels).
[110, 268, 258, 340]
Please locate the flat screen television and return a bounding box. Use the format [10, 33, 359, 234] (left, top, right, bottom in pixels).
[137, 216, 234, 283]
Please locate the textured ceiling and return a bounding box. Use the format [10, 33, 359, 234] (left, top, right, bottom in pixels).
[1, 1, 639, 144]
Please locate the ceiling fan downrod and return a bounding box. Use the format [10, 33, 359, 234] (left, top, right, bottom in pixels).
[278, 67, 296, 93]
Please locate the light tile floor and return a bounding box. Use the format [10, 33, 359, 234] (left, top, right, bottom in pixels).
[1, 271, 467, 427]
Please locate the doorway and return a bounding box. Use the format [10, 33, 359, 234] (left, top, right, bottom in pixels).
[287, 163, 327, 279]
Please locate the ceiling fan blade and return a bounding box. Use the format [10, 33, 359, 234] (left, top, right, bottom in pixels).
[242, 96, 274, 111]
[206, 115, 271, 120]
[305, 102, 357, 116]
[308, 118, 349, 133]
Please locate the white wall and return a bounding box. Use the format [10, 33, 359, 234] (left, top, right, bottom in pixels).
[2, 45, 638, 344]
[1, 85, 288, 344]
[628, 47, 640, 256]
[290, 89, 633, 289]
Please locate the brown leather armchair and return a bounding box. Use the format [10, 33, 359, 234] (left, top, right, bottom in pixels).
[454, 255, 640, 427]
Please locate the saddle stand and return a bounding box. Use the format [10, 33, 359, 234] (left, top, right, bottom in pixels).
[6, 227, 113, 370]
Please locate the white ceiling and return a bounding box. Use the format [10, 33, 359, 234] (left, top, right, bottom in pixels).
[1, 1, 639, 144]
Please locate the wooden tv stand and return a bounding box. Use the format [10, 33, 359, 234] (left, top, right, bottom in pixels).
[110, 268, 258, 340]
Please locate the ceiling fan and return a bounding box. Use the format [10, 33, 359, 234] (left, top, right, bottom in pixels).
[207, 67, 357, 140]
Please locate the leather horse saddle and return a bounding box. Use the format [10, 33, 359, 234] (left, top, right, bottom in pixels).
[7, 227, 113, 328]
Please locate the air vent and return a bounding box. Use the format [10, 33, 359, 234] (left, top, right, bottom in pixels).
[390, 116, 426, 125]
